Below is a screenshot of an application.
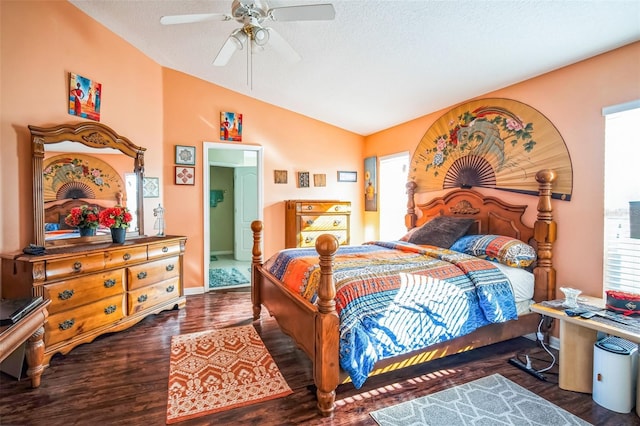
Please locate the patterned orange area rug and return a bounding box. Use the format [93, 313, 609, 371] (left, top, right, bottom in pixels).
[166, 325, 292, 424]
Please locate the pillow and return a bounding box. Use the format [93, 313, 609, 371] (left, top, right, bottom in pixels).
[406, 216, 475, 248]
[399, 226, 419, 242]
[450, 234, 536, 268]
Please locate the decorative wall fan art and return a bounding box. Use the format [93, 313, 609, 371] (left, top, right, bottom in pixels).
[43, 154, 124, 202]
[410, 98, 572, 200]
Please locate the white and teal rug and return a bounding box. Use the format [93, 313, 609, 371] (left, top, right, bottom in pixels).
[370, 374, 591, 426]
[209, 267, 251, 289]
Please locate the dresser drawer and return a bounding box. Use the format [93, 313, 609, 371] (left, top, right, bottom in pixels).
[45, 253, 105, 280]
[299, 214, 348, 232]
[104, 246, 147, 269]
[127, 257, 180, 290]
[148, 241, 182, 260]
[299, 230, 349, 248]
[44, 270, 125, 315]
[296, 202, 351, 214]
[127, 277, 180, 315]
[45, 294, 125, 346]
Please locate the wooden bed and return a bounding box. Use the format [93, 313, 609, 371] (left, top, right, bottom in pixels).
[250, 169, 557, 417]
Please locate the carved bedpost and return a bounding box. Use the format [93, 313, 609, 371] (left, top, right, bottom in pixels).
[533, 169, 557, 302]
[251, 220, 263, 321]
[315, 234, 340, 417]
[405, 180, 418, 230]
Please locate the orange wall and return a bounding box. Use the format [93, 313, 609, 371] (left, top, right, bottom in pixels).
[365, 42, 640, 299]
[2, 1, 639, 296]
[0, 1, 363, 291]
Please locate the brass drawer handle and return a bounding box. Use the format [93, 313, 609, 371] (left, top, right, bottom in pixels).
[333, 220, 341, 226]
[73, 262, 82, 271]
[58, 289, 74, 300]
[306, 219, 314, 225]
[137, 271, 147, 280]
[162, 246, 169, 253]
[59, 319, 75, 331]
[104, 278, 116, 288]
[166, 285, 175, 293]
[166, 264, 175, 272]
[138, 294, 148, 303]
[306, 205, 313, 210]
[305, 236, 313, 243]
[334, 206, 341, 211]
[104, 305, 117, 315]
[123, 253, 131, 261]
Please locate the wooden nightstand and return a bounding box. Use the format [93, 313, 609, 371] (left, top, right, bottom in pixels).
[530, 296, 640, 394]
[0, 299, 50, 387]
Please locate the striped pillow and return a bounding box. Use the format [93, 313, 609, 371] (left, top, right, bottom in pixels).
[450, 234, 536, 269]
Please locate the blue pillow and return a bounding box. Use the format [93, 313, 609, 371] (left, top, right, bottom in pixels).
[450, 234, 536, 269]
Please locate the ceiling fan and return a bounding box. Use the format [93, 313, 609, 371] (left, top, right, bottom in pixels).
[160, 1, 336, 68]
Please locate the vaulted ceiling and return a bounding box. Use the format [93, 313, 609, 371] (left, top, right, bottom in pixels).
[69, 0, 640, 135]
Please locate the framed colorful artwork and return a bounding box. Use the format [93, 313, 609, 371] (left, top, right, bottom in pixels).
[69, 72, 101, 122]
[143, 177, 160, 198]
[313, 174, 326, 187]
[297, 172, 310, 188]
[337, 171, 357, 182]
[220, 111, 243, 142]
[364, 156, 377, 211]
[274, 170, 288, 184]
[175, 145, 196, 165]
[175, 166, 195, 185]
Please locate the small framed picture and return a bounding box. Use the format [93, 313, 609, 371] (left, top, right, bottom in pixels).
[274, 170, 288, 184]
[175, 166, 195, 185]
[298, 171, 310, 188]
[175, 145, 196, 165]
[337, 171, 357, 182]
[313, 174, 326, 187]
[143, 177, 160, 198]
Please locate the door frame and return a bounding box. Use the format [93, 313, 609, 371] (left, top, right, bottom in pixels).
[202, 142, 263, 292]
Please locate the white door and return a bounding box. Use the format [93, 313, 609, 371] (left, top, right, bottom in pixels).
[234, 166, 257, 261]
[379, 152, 410, 241]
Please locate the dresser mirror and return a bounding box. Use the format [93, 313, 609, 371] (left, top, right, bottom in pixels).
[30, 122, 146, 247]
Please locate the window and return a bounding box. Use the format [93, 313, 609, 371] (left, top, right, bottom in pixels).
[379, 152, 410, 241]
[603, 101, 640, 294]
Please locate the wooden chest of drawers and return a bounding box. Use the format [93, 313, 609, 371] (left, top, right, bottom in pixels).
[1, 235, 186, 365]
[285, 200, 351, 248]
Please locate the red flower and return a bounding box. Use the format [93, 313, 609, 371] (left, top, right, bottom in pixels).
[99, 206, 133, 229]
[64, 205, 100, 228]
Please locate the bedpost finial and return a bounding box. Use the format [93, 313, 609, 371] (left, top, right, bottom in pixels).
[316, 234, 339, 255]
[535, 169, 557, 184]
[251, 220, 263, 233]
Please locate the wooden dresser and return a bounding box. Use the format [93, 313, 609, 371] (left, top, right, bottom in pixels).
[285, 200, 351, 248]
[1, 235, 186, 365]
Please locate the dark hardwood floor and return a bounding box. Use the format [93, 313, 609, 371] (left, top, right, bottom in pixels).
[1, 288, 639, 425]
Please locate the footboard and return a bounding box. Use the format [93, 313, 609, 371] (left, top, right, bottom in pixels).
[251, 222, 340, 416]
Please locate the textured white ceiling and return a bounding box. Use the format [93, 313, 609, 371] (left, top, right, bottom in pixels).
[69, 0, 640, 136]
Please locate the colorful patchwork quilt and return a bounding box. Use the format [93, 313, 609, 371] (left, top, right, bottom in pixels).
[264, 241, 518, 388]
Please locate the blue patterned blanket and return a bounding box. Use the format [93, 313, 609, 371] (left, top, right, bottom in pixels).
[264, 241, 517, 388]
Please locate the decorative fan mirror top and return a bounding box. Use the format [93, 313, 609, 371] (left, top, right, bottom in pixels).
[160, 1, 336, 66]
[410, 98, 573, 201]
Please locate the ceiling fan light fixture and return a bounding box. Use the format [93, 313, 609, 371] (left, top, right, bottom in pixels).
[252, 26, 270, 46]
[230, 28, 247, 49]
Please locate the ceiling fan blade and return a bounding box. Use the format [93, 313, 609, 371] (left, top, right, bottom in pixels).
[160, 13, 231, 25]
[213, 33, 244, 66]
[268, 4, 335, 21]
[266, 27, 301, 63]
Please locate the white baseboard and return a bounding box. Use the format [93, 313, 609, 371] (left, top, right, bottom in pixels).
[184, 286, 205, 296]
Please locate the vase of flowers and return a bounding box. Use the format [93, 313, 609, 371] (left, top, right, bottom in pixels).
[99, 206, 133, 244]
[64, 205, 100, 236]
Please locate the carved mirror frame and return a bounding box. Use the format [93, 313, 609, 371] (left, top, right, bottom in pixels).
[30, 122, 146, 247]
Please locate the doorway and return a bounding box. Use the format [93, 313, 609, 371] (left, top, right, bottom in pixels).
[379, 151, 410, 241]
[203, 143, 263, 292]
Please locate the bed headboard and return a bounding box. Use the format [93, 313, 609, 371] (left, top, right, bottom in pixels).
[404, 186, 534, 243]
[405, 169, 557, 301]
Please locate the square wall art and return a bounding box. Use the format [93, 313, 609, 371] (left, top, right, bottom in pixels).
[175, 166, 195, 185]
[220, 112, 243, 142]
[69, 72, 101, 122]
